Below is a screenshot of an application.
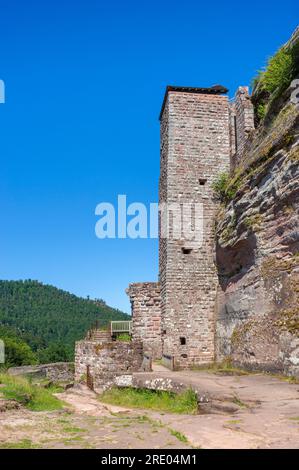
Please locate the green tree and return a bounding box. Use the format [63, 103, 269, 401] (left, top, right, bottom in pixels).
[0, 327, 37, 368]
[0, 280, 130, 363]
[37, 343, 71, 363]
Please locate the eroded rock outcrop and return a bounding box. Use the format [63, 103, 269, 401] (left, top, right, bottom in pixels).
[215, 64, 299, 376]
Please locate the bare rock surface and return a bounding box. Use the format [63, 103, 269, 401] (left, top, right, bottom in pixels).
[0, 384, 191, 449]
[133, 366, 299, 448]
[0, 399, 20, 412]
[216, 89, 299, 376]
[1, 368, 299, 448]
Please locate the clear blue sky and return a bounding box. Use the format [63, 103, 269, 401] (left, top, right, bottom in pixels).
[0, 0, 297, 313]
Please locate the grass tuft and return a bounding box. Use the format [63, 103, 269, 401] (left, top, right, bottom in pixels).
[0, 439, 40, 449]
[169, 428, 189, 443]
[0, 373, 65, 411]
[212, 172, 240, 205]
[232, 396, 248, 409]
[116, 333, 131, 342]
[273, 374, 299, 385]
[226, 419, 242, 425]
[98, 387, 198, 414]
[258, 48, 294, 95]
[62, 425, 87, 434]
[191, 358, 250, 376]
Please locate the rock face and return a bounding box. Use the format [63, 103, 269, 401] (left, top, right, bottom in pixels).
[215, 83, 299, 376]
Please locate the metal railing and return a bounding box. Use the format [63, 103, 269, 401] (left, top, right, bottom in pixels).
[110, 320, 132, 335]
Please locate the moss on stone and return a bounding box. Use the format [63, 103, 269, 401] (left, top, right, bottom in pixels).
[275, 306, 299, 336]
[244, 214, 263, 231]
[260, 256, 298, 280]
[220, 222, 236, 243]
[288, 145, 299, 162]
[260, 256, 299, 336]
[231, 322, 253, 348]
[229, 103, 298, 194]
[215, 103, 297, 218]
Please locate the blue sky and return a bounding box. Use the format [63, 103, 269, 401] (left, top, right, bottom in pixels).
[0, 0, 298, 313]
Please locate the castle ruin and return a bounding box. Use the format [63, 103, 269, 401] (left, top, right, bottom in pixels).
[127, 85, 255, 369]
[76, 28, 299, 388]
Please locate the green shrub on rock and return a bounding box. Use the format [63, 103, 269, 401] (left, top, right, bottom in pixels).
[116, 333, 131, 342]
[259, 48, 293, 95]
[212, 172, 239, 205]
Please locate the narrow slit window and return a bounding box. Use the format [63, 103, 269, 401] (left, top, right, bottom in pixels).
[182, 248, 192, 254]
[180, 337, 186, 345]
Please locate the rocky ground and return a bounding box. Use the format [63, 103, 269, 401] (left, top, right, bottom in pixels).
[0, 368, 299, 449]
[0, 383, 192, 449]
[141, 367, 299, 448]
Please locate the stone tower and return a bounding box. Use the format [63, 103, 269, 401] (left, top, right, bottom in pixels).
[159, 86, 230, 369]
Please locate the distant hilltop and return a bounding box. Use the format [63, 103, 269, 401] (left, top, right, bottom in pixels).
[0, 279, 129, 364]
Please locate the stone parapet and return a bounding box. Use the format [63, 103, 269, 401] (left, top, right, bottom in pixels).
[126, 282, 162, 359]
[75, 340, 143, 392]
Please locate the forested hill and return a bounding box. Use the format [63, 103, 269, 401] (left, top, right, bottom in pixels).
[0, 280, 129, 363]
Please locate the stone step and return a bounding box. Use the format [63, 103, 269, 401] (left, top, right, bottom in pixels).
[88, 330, 110, 341]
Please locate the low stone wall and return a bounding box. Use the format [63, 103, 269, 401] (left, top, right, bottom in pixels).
[75, 340, 143, 392]
[126, 282, 162, 359]
[8, 362, 74, 383]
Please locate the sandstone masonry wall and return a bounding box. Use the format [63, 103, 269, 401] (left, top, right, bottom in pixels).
[229, 102, 237, 162]
[126, 282, 162, 359]
[159, 90, 231, 369]
[232, 86, 255, 169]
[75, 339, 143, 392]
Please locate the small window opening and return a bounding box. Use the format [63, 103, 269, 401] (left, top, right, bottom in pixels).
[199, 178, 207, 186]
[180, 337, 186, 345]
[181, 248, 192, 255]
[181, 354, 188, 358]
[234, 115, 238, 151]
[162, 329, 166, 335]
